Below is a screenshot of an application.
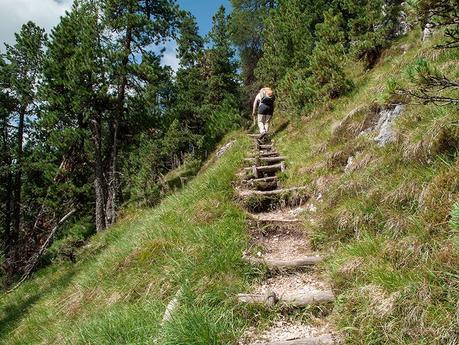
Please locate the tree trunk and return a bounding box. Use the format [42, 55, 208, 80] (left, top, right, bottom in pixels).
[2, 117, 13, 254]
[11, 105, 26, 247]
[91, 115, 107, 232]
[105, 23, 132, 227]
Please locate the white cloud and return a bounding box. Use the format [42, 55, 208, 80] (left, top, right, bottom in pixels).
[0, 0, 73, 49]
[160, 39, 179, 72]
[1, 0, 181, 72]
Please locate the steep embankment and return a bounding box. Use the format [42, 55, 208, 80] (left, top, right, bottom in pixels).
[270, 31, 458, 344]
[0, 134, 254, 344]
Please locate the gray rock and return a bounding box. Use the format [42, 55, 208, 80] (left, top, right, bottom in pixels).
[395, 10, 410, 37]
[216, 140, 235, 158]
[373, 105, 405, 146]
[344, 155, 354, 173]
[422, 23, 434, 42]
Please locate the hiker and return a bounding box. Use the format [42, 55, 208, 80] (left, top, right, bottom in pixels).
[252, 87, 275, 137]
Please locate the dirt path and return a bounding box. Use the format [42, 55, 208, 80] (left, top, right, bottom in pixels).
[236, 134, 339, 345]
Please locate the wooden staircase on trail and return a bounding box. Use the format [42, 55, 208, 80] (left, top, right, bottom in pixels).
[236, 133, 338, 345]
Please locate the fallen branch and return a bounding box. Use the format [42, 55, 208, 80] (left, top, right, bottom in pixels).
[8, 208, 77, 293]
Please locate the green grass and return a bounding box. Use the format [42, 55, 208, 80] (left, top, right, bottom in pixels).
[0, 132, 255, 344]
[269, 29, 459, 344]
[2, 30, 458, 345]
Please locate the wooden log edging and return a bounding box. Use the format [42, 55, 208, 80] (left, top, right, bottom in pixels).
[265, 334, 334, 345]
[237, 290, 334, 308]
[246, 176, 278, 184]
[244, 162, 285, 175]
[238, 186, 307, 198]
[243, 255, 323, 269]
[259, 144, 273, 150]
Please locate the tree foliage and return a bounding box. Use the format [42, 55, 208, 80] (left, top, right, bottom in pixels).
[0, 1, 242, 285]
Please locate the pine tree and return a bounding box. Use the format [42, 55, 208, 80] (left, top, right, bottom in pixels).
[309, 9, 353, 99]
[201, 6, 241, 147]
[173, 12, 206, 133]
[254, 0, 327, 113]
[1, 22, 47, 276]
[340, 0, 403, 68]
[102, 0, 179, 226]
[41, 0, 110, 233]
[0, 58, 16, 269]
[205, 6, 239, 105]
[229, 0, 275, 99]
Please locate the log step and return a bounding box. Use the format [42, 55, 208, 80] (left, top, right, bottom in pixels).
[261, 335, 334, 345]
[244, 156, 286, 164]
[239, 186, 307, 198]
[259, 144, 273, 150]
[260, 156, 286, 164]
[247, 212, 299, 223]
[248, 176, 278, 184]
[243, 255, 323, 269]
[237, 290, 334, 307]
[257, 151, 280, 157]
[243, 163, 285, 178]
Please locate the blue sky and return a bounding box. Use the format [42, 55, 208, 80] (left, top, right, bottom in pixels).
[178, 0, 232, 35]
[161, 0, 232, 70]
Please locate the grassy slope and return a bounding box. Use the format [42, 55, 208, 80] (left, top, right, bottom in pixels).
[1, 31, 457, 345]
[0, 133, 253, 344]
[272, 30, 458, 344]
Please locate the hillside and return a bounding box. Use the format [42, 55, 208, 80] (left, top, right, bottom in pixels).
[1, 26, 457, 344]
[0, 134, 253, 344]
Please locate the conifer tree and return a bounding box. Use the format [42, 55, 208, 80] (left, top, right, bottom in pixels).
[229, 0, 275, 98]
[1, 22, 46, 274]
[0, 58, 16, 269]
[340, 0, 404, 68]
[202, 6, 241, 147]
[309, 9, 353, 99]
[205, 6, 239, 105]
[173, 12, 206, 133]
[255, 0, 325, 87]
[41, 0, 110, 233]
[102, 0, 179, 226]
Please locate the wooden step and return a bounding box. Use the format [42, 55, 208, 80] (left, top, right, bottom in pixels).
[244, 156, 285, 164]
[238, 186, 307, 198]
[249, 150, 280, 158]
[243, 162, 285, 178]
[243, 255, 323, 269]
[259, 144, 273, 150]
[237, 290, 334, 307]
[247, 212, 299, 223]
[248, 133, 261, 138]
[262, 335, 334, 345]
[247, 176, 278, 184]
[260, 156, 286, 164]
[258, 151, 280, 157]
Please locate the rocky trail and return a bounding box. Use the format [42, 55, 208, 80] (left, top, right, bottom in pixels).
[236, 133, 339, 345]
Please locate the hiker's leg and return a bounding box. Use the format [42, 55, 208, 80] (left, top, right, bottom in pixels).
[265, 115, 272, 133]
[257, 114, 265, 134]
